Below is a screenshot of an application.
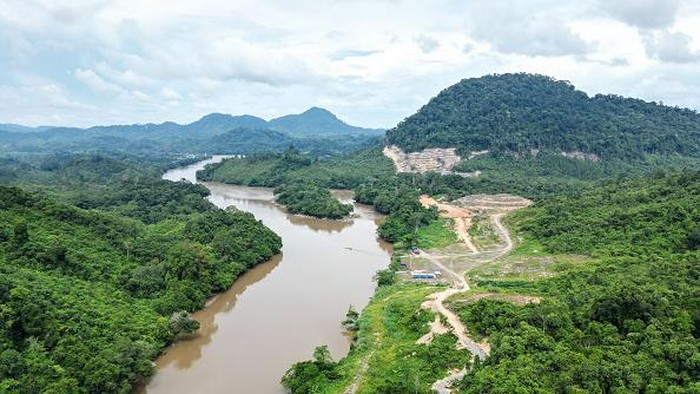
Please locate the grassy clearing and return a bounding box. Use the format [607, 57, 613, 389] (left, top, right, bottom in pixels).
[508, 233, 547, 257]
[295, 283, 471, 393]
[415, 218, 458, 250]
[459, 214, 595, 303]
[353, 284, 471, 393]
[467, 215, 501, 249]
[469, 229, 592, 292]
[286, 207, 603, 393]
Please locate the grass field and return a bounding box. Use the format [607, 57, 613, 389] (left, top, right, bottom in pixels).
[415, 218, 459, 250]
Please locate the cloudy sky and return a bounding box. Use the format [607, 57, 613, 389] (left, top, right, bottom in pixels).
[2, 0, 700, 128]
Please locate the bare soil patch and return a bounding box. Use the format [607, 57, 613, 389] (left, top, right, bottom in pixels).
[420, 195, 478, 253]
[383, 145, 462, 174]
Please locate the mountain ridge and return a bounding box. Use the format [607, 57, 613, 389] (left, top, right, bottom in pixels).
[0, 107, 384, 156]
[386, 73, 700, 162]
[269, 107, 383, 137]
[0, 107, 384, 139]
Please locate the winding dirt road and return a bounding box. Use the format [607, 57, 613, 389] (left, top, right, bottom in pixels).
[343, 203, 523, 394]
[419, 195, 479, 253]
[424, 213, 515, 394]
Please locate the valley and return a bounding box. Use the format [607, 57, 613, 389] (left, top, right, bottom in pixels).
[0, 73, 698, 394]
[140, 158, 391, 394]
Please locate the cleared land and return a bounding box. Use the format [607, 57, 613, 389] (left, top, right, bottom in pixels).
[383, 145, 482, 177]
[383, 145, 462, 175]
[339, 191, 591, 393]
[420, 195, 478, 253]
[392, 194, 531, 393]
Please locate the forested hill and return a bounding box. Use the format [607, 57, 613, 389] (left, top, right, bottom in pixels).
[386, 73, 700, 161]
[269, 107, 384, 137]
[0, 156, 282, 392]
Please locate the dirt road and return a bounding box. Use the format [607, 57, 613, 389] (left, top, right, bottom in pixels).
[342, 197, 524, 394]
[420, 251, 488, 360]
[420, 195, 478, 253]
[343, 350, 375, 394]
[491, 213, 512, 250]
[422, 212, 516, 393]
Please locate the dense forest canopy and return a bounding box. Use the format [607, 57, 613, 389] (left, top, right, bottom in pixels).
[198, 146, 395, 189]
[454, 171, 700, 393]
[3, 72, 700, 393]
[0, 156, 281, 393]
[196, 73, 700, 205]
[277, 74, 700, 392]
[519, 171, 700, 256]
[387, 73, 700, 161]
[273, 182, 353, 219]
[282, 170, 700, 394]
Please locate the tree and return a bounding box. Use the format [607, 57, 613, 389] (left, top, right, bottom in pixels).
[312, 345, 334, 366]
[169, 311, 200, 335]
[342, 305, 360, 331]
[12, 221, 28, 245]
[688, 226, 700, 250]
[376, 269, 396, 286]
[281, 345, 340, 393]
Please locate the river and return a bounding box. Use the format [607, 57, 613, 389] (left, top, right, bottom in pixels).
[140, 156, 391, 394]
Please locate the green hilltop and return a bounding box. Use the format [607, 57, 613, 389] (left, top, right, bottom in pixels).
[387, 73, 700, 161]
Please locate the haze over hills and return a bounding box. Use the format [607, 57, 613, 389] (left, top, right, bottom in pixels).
[0, 107, 383, 138]
[387, 73, 700, 162]
[0, 107, 384, 156]
[269, 107, 384, 137]
[0, 124, 53, 133]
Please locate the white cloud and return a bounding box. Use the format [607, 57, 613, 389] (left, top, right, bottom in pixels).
[161, 87, 182, 101]
[0, 0, 699, 128]
[94, 63, 156, 89]
[643, 30, 700, 63]
[600, 0, 681, 29]
[0, 81, 96, 125]
[74, 68, 125, 94]
[466, 0, 592, 57]
[414, 35, 440, 54]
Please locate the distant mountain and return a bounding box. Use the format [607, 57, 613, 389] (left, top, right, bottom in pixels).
[0, 108, 383, 156]
[387, 73, 700, 161]
[0, 124, 52, 133]
[268, 107, 384, 137]
[182, 113, 269, 138]
[1, 107, 383, 141]
[194, 127, 294, 154]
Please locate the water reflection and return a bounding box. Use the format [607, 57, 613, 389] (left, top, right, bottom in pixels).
[203, 182, 275, 203]
[285, 214, 354, 233]
[156, 255, 282, 371]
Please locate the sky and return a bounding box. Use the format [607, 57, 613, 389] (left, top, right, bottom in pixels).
[1, 0, 700, 129]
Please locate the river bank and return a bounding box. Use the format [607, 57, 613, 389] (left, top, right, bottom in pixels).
[139, 157, 391, 394]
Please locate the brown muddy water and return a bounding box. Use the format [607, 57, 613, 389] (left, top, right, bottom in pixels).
[140, 157, 391, 394]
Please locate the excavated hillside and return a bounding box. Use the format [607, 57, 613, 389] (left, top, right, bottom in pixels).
[383, 145, 481, 176]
